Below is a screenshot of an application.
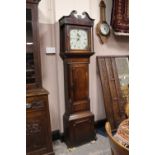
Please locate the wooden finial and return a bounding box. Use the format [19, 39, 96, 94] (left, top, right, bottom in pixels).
[99, 0, 106, 8]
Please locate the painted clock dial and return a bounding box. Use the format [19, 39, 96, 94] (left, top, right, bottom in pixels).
[70, 29, 88, 50]
[100, 22, 110, 36]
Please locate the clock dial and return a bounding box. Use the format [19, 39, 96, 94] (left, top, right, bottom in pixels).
[100, 22, 110, 36]
[70, 29, 88, 50]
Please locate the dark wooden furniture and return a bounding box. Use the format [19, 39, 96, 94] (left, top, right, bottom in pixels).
[59, 10, 96, 147]
[105, 122, 129, 155]
[26, 0, 54, 154]
[26, 0, 42, 90]
[97, 56, 129, 130]
[111, 0, 129, 35]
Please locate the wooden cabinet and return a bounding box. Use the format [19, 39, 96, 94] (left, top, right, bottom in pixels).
[59, 11, 96, 147]
[26, 90, 54, 155]
[26, 0, 54, 154]
[97, 56, 129, 130]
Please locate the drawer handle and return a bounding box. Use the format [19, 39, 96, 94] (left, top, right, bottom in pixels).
[73, 119, 89, 126]
[26, 101, 45, 109]
[26, 103, 32, 109]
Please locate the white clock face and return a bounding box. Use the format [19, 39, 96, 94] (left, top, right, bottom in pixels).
[70, 29, 88, 50]
[100, 23, 110, 35]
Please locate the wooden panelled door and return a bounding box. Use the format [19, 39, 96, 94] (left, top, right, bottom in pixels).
[70, 63, 89, 113]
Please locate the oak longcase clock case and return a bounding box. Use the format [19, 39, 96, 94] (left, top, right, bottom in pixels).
[59, 10, 96, 147]
[26, 0, 54, 154]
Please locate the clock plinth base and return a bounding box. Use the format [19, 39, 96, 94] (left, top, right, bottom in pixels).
[63, 111, 96, 148]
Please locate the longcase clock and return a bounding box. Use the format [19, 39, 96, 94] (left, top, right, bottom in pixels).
[59, 10, 96, 147]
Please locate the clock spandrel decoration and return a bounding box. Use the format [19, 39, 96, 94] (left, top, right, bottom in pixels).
[96, 0, 110, 44]
[59, 10, 96, 147]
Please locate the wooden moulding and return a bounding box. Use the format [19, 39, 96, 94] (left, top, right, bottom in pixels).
[59, 10, 94, 27]
[26, 0, 41, 4]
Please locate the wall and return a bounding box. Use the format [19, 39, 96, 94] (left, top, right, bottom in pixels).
[38, 0, 129, 132]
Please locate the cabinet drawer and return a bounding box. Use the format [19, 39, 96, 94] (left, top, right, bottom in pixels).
[26, 95, 47, 111]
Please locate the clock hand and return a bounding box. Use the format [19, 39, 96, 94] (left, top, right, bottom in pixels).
[77, 33, 80, 37]
[76, 35, 80, 41]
